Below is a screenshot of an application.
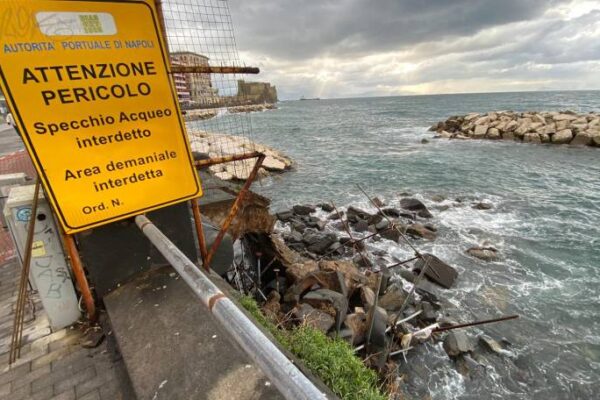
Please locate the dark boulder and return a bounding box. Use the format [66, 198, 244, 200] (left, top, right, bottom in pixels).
[473, 202, 493, 210]
[418, 301, 438, 323]
[339, 237, 365, 251]
[318, 203, 335, 212]
[414, 254, 458, 289]
[306, 218, 326, 231]
[375, 219, 390, 231]
[346, 206, 374, 223]
[353, 254, 373, 269]
[406, 224, 437, 240]
[291, 221, 307, 233]
[276, 210, 294, 222]
[302, 289, 348, 333]
[400, 198, 429, 212]
[443, 331, 474, 357]
[366, 306, 388, 349]
[400, 212, 416, 220]
[328, 211, 344, 220]
[293, 204, 316, 215]
[354, 220, 370, 232]
[293, 303, 335, 333]
[379, 226, 404, 242]
[466, 246, 499, 261]
[372, 197, 386, 207]
[303, 232, 338, 254]
[479, 335, 504, 355]
[367, 214, 384, 226]
[287, 231, 304, 243]
[287, 243, 306, 253]
[417, 209, 433, 218]
[379, 284, 408, 312]
[285, 270, 347, 303]
[378, 208, 401, 218]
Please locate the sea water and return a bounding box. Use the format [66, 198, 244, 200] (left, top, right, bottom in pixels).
[200, 91, 600, 399]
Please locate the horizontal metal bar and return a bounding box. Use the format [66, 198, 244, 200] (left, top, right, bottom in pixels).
[171, 65, 260, 74]
[194, 152, 263, 168]
[135, 215, 328, 400]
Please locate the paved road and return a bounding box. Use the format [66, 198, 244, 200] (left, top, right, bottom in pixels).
[0, 124, 24, 157]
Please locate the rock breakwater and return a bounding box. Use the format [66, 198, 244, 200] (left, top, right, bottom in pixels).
[430, 111, 600, 147]
[184, 103, 276, 121]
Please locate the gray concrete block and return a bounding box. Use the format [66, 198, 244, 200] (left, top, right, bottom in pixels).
[11, 364, 50, 391]
[0, 362, 31, 386]
[78, 389, 101, 400]
[53, 366, 96, 396]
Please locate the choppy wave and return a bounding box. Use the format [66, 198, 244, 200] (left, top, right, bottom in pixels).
[219, 92, 600, 399]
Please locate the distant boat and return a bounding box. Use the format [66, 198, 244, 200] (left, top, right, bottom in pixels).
[300, 96, 320, 101]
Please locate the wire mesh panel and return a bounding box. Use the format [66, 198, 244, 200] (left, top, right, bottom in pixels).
[160, 0, 259, 181]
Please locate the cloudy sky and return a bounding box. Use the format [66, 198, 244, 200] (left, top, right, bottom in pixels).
[229, 0, 600, 100]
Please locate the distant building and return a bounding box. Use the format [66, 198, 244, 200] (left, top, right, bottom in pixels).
[169, 51, 218, 106]
[237, 80, 278, 104]
[170, 59, 192, 105]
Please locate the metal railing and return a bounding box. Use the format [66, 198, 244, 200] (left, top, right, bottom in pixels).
[135, 215, 329, 400]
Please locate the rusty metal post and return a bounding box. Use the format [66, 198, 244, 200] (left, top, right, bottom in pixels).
[190, 198, 209, 268]
[9, 179, 41, 363]
[63, 234, 96, 321]
[204, 154, 265, 269]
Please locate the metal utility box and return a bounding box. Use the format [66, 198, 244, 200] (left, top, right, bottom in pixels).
[3, 185, 81, 330]
[0, 173, 27, 228]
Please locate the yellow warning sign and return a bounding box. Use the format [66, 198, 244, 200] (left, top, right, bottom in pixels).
[0, 0, 202, 234]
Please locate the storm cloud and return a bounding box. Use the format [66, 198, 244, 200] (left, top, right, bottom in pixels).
[228, 0, 600, 99]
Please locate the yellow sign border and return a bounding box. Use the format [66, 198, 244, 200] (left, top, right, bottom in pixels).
[0, 0, 202, 234]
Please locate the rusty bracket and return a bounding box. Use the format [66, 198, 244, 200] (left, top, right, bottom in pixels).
[203, 154, 266, 270]
[63, 234, 97, 322]
[190, 198, 209, 266]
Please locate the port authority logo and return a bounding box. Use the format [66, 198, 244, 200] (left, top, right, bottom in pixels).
[0, 0, 202, 234]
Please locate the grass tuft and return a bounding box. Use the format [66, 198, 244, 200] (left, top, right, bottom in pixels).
[239, 296, 387, 400]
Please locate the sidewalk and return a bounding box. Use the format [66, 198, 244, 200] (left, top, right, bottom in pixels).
[0, 141, 133, 398]
[0, 260, 132, 400]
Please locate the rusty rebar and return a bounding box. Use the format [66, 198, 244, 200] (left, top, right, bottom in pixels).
[433, 315, 519, 333]
[9, 179, 40, 364]
[190, 198, 209, 268]
[63, 234, 96, 321]
[204, 155, 265, 269]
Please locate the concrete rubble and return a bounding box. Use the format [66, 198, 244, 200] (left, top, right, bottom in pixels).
[228, 194, 515, 384]
[188, 130, 293, 181]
